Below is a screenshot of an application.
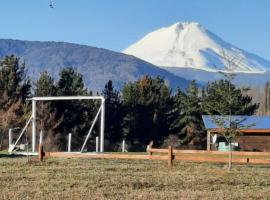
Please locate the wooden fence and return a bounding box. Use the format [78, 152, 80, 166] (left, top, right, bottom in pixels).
[38, 141, 270, 167]
[147, 141, 270, 166]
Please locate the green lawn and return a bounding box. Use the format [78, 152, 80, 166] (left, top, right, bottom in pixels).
[0, 155, 270, 199]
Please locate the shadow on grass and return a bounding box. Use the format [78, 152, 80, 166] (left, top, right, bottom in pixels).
[0, 153, 24, 158]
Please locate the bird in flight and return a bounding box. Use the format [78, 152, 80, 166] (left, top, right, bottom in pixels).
[49, 0, 54, 8]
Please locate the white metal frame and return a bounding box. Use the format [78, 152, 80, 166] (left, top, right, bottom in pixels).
[10, 96, 105, 153]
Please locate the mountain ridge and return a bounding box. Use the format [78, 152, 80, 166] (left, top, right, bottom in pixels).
[0, 39, 191, 92]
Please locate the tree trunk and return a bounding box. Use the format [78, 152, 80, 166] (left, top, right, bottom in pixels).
[228, 142, 232, 170]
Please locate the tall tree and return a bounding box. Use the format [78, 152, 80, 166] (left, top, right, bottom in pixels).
[206, 52, 258, 170]
[122, 76, 174, 150]
[171, 81, 204, 148]
[202, 79, 258, 115]
[101, 80, 123, 150]
[35, 71, 56, 97]
[55, 68, 96, 150]
[57, 68, 88, 96]
[0, 55, 31, 149]
[34, 71, 62, 150]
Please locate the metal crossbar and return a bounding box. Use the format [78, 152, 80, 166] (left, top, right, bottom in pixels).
[27, 96, 104, 101]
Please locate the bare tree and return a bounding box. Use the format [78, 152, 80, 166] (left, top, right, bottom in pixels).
[210, 50, 255, 170]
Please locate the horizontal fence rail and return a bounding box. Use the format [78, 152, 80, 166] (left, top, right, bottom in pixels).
[38, 141, 270, 167]
[149, 148, 270, 156]
[45, 152, 150, 160]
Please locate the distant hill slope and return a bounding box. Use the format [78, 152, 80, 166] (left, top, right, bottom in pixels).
[165, 67, 270, 88]
[0, 39, 190, 92]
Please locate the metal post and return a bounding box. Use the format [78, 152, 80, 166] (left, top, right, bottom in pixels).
[100, 98, 105, 152]
[122, 140, 125, 153]
[32, 100, 36, 152]
[8, 129, 12, 151]
[68, 133, 72, 152]
[96, 137, 99, 153]
[39, 130, 43, 145]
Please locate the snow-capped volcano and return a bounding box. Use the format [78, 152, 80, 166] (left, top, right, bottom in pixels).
[123, 22, 270, 73]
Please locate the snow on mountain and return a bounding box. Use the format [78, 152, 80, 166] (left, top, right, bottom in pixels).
[123, 22, 270, 73]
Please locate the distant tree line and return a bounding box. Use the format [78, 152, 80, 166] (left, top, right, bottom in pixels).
[0, 55, 261, 151]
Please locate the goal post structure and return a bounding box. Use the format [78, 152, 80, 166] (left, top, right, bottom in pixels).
[10, 96, 105, 153]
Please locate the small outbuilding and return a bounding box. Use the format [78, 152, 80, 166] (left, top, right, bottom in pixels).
[202, 115, 270, 152]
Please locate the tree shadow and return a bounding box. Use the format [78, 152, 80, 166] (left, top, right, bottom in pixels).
[0, 153, 24, 158]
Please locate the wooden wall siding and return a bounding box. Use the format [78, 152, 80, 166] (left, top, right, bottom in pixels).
[236, 135, 270, 151]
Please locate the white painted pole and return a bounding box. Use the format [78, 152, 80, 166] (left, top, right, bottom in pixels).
[100, 98, 105, 152]
[8, 129, 12, 152]
[96, 136, 99, 153]
[8, 128, 12, 148]
[80, 105, 103, 153]
[39, 130, 43, 145]
[32, 100, 36, 152]
[122, 140, 125, 153]
[10, 116, 33, 152]
[68, 133, 72, 152]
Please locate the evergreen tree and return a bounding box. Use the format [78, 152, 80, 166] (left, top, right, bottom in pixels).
[34, 71, 61, 150]
[122, 83, 140, 148]
[35, 71, 56, 97]
[55, 68, 95, 150]
[171, 81, 204, 147]
[57, 68, 88, 96]
[122, 76, 174, 150]
[202, 79, 258, 115]
[0, 55, 31, 149]
[101, 80, 123, 150]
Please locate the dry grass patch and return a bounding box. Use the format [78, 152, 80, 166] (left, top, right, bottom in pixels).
[0, 155, 270, 199]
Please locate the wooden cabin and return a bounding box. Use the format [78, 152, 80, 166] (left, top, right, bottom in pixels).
[202, 115, 270, 152]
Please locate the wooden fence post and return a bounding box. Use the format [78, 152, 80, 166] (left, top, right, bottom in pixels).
[207, 131, 211, 151]
[168, 146, 173, 168]
[38, 144, 44, 162]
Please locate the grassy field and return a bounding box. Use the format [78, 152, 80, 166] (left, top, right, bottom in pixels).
[1, 155, 270, 199]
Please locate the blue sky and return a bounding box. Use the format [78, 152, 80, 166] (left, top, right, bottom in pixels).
[0, 0, 270, 59]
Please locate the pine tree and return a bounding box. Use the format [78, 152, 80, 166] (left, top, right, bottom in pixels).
[55, 68, 95, 150]
[122, 76, 174, 150]
[171, 81, 204, 147]
[35, 71, 56, 97]
[0, 55, 31, 149]
[57, 68, 88, 96]
[202, 79, 258, 115]
[34, 71, 62, 150]
[101, 80, 123, 150]
[122, 83, 139, 149]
